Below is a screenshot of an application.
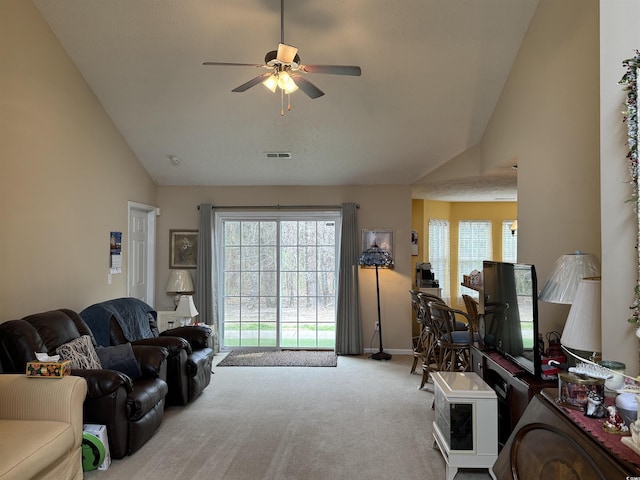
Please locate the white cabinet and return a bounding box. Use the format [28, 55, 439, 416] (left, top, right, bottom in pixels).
[432, 371, 498, 480]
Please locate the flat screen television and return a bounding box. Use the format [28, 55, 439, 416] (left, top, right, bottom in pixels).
[480, 260, 541, 378]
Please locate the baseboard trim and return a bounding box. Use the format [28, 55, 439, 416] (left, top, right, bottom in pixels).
[362, 348, 412, 356]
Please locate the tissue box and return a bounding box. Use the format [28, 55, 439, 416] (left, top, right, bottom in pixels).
[26, 360, 71, 378]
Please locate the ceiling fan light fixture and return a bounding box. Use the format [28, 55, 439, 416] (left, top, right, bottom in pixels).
[277, 71, 298, 94]
[277, 43, 298, 64]
[262, 74, 278, 92]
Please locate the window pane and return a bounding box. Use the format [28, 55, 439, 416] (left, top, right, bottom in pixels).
[241, 222, 260, 245]
[458, 221, 492, 298]
[502, 220, 517, 263]
[429, 219, 450, 301]
[299, 246, 317, 271]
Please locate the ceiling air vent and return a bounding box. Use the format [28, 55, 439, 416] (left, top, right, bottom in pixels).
[264, 152, 292, 159]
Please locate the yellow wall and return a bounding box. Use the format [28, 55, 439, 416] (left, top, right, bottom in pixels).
[412, 200, 517, 308]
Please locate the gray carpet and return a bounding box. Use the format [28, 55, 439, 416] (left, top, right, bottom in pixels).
[85, 354, 492, 480]
[217, 349, 338, 367]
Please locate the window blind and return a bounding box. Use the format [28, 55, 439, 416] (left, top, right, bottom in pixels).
[502, 220, 517, 263]
[458, 221, 492, 298]
[428, 219, 450, 301]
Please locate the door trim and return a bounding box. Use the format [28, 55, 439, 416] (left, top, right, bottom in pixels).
[127, 201, 157, 306]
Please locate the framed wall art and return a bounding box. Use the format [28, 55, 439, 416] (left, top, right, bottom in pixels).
[361, 229, 394, 257]
[169, 230, 198, 269]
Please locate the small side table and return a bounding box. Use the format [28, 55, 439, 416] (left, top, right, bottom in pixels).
[432, 371, 498, 480]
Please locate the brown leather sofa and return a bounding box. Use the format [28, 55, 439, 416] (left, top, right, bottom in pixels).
[0, 309, 169, 459]
[80, 297, 214, 405]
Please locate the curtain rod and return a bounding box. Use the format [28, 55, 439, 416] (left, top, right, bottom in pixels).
[197, 204, 359, 210]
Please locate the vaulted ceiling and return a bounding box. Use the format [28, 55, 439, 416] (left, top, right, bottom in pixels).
[33, 0, 537, 201]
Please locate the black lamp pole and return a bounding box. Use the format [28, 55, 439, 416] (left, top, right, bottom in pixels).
[371, 264, 392, 361]
[358, 242, 393, 361]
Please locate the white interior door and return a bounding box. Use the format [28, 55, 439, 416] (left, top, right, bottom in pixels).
[128, 202, 157, 306]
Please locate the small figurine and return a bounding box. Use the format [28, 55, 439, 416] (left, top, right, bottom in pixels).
[603, 405, 629, 433]
[585, 390, 606, 418]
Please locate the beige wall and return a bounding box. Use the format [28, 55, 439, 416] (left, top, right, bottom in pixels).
[600, 1, 640, 376]
[0, 1, 157, 319]
[481, 0, 601, 338]
[156, 185, 414, 352]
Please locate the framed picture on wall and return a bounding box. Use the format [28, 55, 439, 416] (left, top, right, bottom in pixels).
[169, 230, 198, 269]
[361, 229, 394, 257]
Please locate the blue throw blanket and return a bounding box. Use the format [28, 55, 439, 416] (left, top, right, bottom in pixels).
[80, 297, 155, 346]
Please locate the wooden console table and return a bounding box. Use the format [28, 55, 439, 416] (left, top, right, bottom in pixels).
[492, 388, 640, 479]
[471, 344, 555, 449]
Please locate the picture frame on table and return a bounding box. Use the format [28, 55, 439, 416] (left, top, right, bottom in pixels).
[169, 230, 198, 268]
[361, 229, 394, 257]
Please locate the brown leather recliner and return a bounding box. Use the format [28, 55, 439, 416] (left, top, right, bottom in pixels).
[80, 297, 214, 405]
[0, 309, 169, 459]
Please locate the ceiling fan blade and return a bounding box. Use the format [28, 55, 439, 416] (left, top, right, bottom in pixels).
[291, 75, 324, 99]
[298, 65, 362, 76]
[277, 43, 298, 64]
[203, 61, 265, 68]
[232, 73, 273, 92]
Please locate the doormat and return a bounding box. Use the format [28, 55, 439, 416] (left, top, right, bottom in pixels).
[216, 349, 338, 367]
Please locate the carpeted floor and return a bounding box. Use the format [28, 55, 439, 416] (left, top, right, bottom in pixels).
[216, 349, 338, 367]
[85, 354, 492, 480]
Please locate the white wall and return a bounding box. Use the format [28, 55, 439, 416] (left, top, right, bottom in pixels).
[156, 185, 414, 353]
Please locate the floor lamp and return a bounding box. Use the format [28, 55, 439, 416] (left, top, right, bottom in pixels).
[359, 243, 394, 361]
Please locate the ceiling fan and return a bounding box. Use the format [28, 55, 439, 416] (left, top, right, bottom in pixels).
[202, 0, 361, 115]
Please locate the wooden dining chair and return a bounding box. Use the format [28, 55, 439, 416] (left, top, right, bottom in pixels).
[418, 293, 447, 389]
[410, 289, 427, 374]
[462, 294, 480, 333]
[427, 301, 477, 372]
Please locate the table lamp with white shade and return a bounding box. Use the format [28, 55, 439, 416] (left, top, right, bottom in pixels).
[174, 295, 199, 326]
[166, 269, 195, 307]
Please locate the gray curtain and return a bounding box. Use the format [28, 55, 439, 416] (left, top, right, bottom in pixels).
[195, 203, 219, 353]
[335, 203, 362, 354]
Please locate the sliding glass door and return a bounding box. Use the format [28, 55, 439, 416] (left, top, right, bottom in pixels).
[217, 212, 339, 349]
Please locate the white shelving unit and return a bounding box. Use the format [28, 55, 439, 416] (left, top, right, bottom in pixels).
[432, 371, 498, 480]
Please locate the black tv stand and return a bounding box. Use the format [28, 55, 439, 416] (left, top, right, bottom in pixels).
[470, 343, 556, 450]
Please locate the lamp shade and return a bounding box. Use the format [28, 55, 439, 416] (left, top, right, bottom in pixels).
[166, 270, 194, 293]
[560, 276, 601, 352]
[358, 244, 393, 268]
[175, 295, 199, 318]
[538, 251, 600, 304]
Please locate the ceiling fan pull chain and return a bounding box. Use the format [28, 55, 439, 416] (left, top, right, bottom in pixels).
[288, 93, 292, 112]
[281, 89, 285, 116]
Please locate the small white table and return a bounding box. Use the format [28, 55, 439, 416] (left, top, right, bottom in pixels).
[432, 371, 498, 480]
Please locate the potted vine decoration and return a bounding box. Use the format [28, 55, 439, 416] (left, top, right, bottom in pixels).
[620, 50, 640, 333]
